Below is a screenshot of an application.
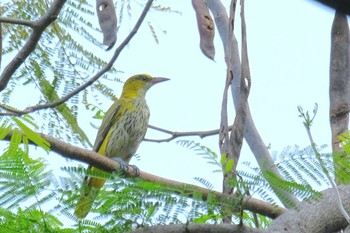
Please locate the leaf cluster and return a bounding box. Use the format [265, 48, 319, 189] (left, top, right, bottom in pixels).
[0, 128, 225, 232]
[176, 139, 346, 226]
[1, 0, 121, 147]
[3, 125, 350, 231]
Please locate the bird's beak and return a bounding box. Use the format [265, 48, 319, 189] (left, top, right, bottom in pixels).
[151, 77, 170, 84]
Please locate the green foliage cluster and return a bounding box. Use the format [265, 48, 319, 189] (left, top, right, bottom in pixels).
[0, 125, 226, 232]
[238, 145, 334, 208]
[1, 0, 121, 147]
[1, 1, 209, 232]
[1, 120, 350, 232]
[177, 139, 350, 226]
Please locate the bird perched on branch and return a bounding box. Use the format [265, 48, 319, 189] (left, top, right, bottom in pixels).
[74, 74, 169, 219]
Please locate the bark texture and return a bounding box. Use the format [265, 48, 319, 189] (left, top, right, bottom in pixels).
[267, 186, 350, 233]
[329, 11, 350, 153]
[206, 0, 299, 208]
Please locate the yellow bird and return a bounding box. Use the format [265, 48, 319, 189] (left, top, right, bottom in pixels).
[74, 74, 169, 219]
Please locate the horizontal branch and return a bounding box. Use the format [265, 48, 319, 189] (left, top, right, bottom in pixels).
[128, 223, 263, 233]
[3, 131, 285, 219]
[145, 124, 233, 142]
[0, 16, 35, 27]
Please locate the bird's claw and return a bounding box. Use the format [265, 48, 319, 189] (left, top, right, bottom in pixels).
[111, 158, 140, 177]
[128, 164, 140, 177]
[111, 158, 129, 175]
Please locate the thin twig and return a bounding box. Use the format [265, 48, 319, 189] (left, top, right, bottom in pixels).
[0, 16, 35, 27]
[0, 0, 154, 116]
[220, 0, 236, 224]
[145, 124, 233, 142]
[305, 126, 350, 223]
[299, 106, 350, 224]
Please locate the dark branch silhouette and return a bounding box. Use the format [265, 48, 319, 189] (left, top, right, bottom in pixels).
[0, 16, 35, 27]
[0, 0, 67, 91]
[315, 0, 350, 15]
[145, 124, 233, 142]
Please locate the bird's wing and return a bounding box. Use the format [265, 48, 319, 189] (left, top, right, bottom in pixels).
[92, 99, 122, 152]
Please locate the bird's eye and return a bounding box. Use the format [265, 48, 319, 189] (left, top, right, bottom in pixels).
[140, 76, 148, 81]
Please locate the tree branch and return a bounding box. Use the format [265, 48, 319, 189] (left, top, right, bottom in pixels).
[3, 131, 285, 219]
[0, 0, 67, 92]
[329, 11, 350, 154]
[145, 124, 233, 142]
[206, 0, 300, 208]
[303, 115, 350, 223]
[0, 0, 154, 116]
[0, 16, 35, 27]
[315, 0, 350, 15]
[267, 185, 350, 232]
[127, 223, 264, 233]
[127, 185, 350, 232]
[219, 0, 235, 198]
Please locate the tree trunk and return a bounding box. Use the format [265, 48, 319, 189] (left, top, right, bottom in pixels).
[329, 11, 350, 184]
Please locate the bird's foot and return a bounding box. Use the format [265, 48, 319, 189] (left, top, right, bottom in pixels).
[111, 158, 140, 177]
[128, 164, 140, 177]
[112, 157, 129, 172]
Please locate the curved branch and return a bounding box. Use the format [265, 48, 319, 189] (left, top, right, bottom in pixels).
[145, 124, 233, 142]
[0, 0, 67, 91]
[3, 131, 285, 219]
[267, 185, 350, 232]
[0, 0, 154, 116]
[206, 0, 300, 208]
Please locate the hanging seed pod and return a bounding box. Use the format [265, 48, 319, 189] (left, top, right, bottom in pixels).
[96, 0, 117, 50]
[192, 0, 215, 60]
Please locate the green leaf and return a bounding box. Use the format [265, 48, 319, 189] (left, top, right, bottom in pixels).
[6, 129, 22, 159]
[93, 109, 105, 120]
[224, 158, 234, 174]
[37, 76, 92, 147]
[220, 152, 227, 166]
[0, 125, 12, 140]
[12, 117, 50, 152]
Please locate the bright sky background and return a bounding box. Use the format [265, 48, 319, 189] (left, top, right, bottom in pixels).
[41, 0, 338, 193]
[94, 0, 336, 192]
[1, 0, 342, 212]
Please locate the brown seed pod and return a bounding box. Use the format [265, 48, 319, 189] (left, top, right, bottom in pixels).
[192, 0, 215, 60]
[96, 0, 117, 50]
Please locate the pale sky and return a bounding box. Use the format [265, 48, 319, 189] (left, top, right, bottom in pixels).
[107, 0, 336, 191]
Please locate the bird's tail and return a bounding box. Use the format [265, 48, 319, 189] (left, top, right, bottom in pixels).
[74, 169, 106, 219]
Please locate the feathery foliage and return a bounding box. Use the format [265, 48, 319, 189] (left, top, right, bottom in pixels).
[2, 0, 346, 231]
[2, 129, 350, 231]
[177, 139, 335, 220]
[1, 0, 120, 146]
